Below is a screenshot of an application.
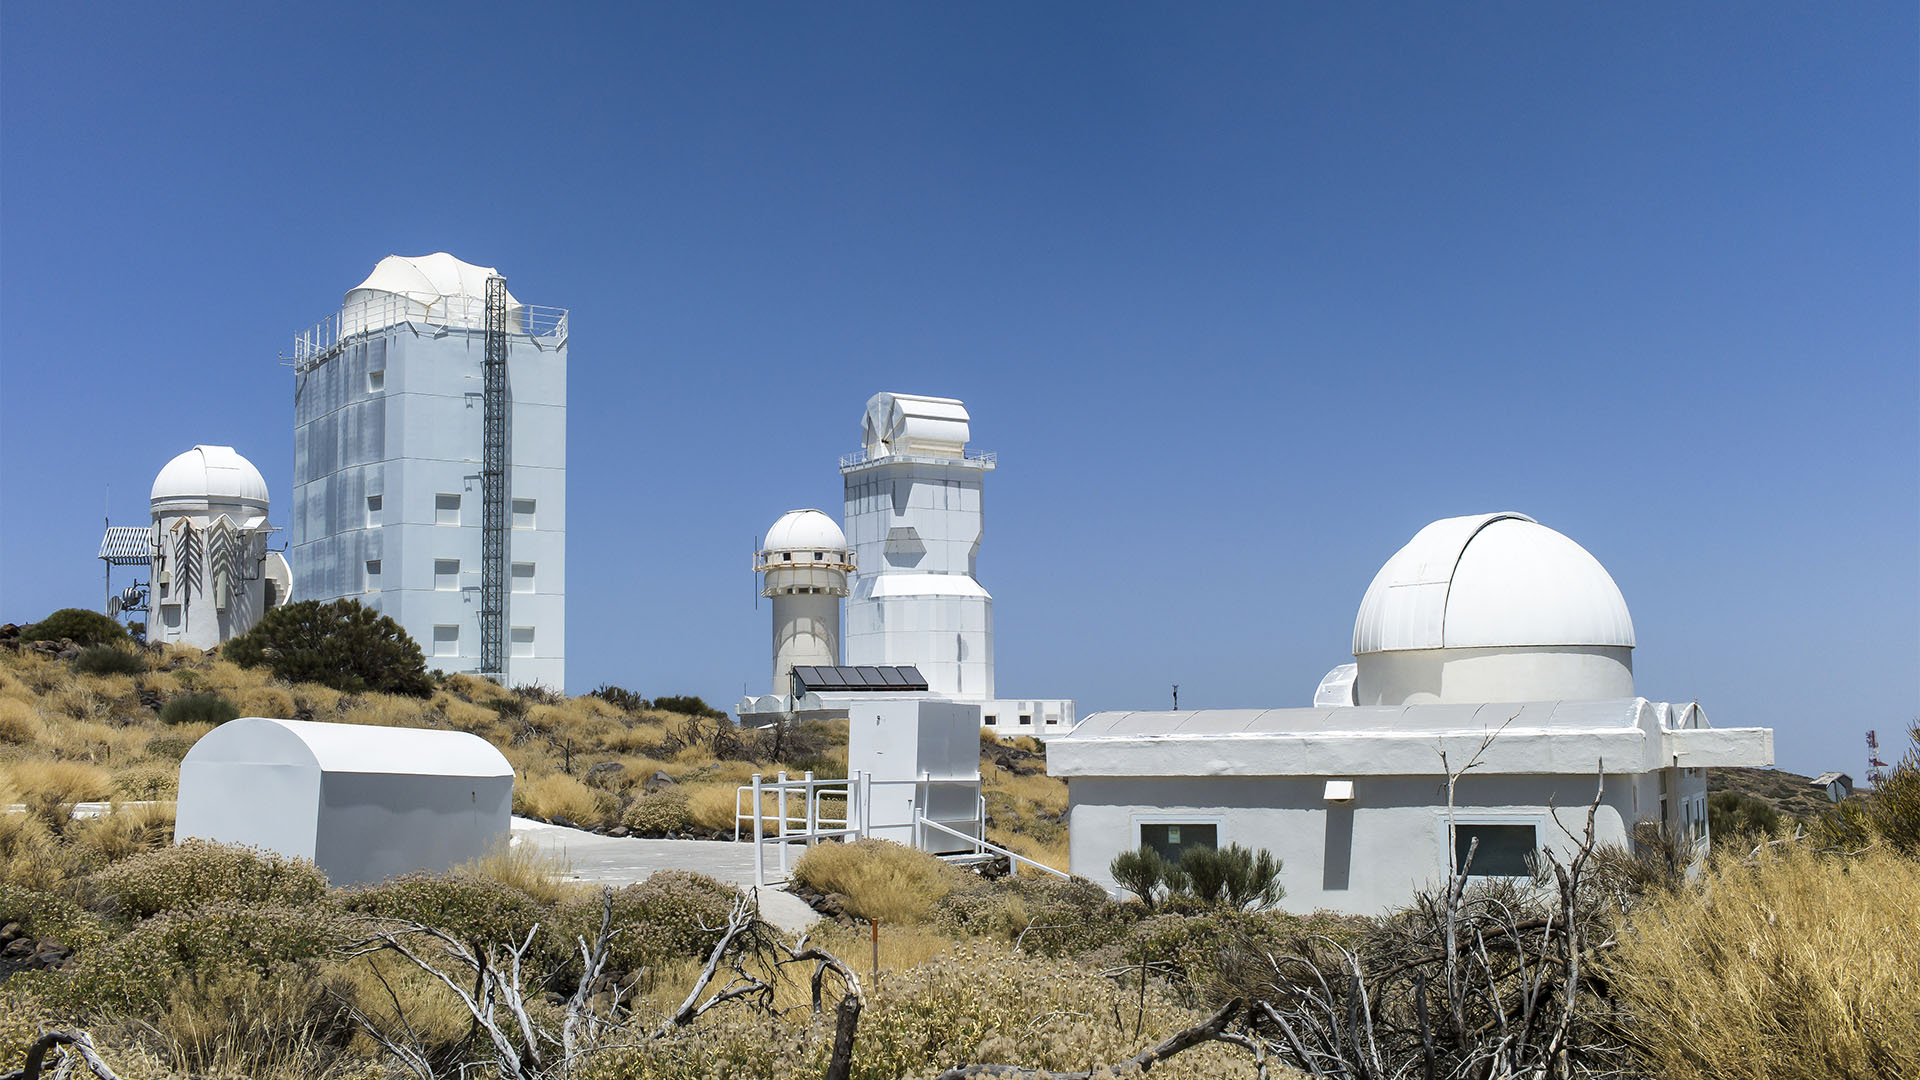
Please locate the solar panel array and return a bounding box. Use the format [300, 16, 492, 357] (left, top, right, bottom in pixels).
[791, 665, 931, 693]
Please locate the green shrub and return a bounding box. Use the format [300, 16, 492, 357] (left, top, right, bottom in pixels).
[343, 872, 554, 965]
[62, 902, 343, 1014]
[559, 870, 741, 972]
[589, 683, 650, 712]
[159, 691, 238, 727]
[1708, 790, 1780, 843]
[93, 839, 329, 920]
[933, 874, 1124, 955]
[1178, 843, 1285, 911]
[144, 733, 198, 760]
[622, 787, 693, 834]
[0, 884, 111, 951]
[1110, 845, 1183, 907]
[24, 608, 126, 646]
[651, 694, 726, 719]
[71, 644, 147, 675]
[224, 598, 433, 697]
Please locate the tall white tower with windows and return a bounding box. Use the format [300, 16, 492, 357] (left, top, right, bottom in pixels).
[754, 509, 854, 695]
[288, 253, 567, 688]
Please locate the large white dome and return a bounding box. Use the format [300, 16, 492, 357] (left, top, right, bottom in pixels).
[764, 509, 847, 552]
[1353, 513, 1634, 656]
[150, 445, 269, 510]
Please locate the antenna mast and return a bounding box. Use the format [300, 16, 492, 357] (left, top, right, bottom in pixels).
[480, 276, 511, 679]
[1867, 730, 1888, 787]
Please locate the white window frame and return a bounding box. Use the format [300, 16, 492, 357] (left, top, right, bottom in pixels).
[367, 369, 385, 393]
[432, 624, 460, 657]
[1435, 812, 1545, 879]
[434, 559, 461, 591]
[511, 498, 536, 529]
[1130, 812, 1227, 858]
[511, 562, 535, 594]
[510, 626, 535, 658]
[366, 494, 382, 528]
[436, 493, 462, 526]
[365, 559, 382, 591]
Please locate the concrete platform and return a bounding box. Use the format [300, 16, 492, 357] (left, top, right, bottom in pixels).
[511, 817, 820, 934]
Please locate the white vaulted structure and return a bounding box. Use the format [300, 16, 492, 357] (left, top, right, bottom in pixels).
[1052, 511, 1775, 915]
[289, 253, 567, 688]
[147, 445, 280, 647]
[175, 717, 513, 887]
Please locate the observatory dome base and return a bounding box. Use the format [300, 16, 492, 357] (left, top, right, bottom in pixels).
[1355, 645, 1634, 707]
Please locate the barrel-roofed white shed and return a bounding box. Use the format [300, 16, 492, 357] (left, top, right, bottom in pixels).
[176, 717, 513, 886]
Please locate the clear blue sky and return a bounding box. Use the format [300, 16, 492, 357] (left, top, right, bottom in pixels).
[3, 4, 1914, 777]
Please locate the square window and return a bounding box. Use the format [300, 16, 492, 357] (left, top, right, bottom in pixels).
[512, 562, 535, 593]
[1452, 823, 1538, 877]
[512, 498, 536, 529]
[814, 551, 824, 560]
[366, 494, 382, 527]
[1140, 822, 1217, 865]
[984, 714, 997, 726]
[434, 559, 460, 590]
[436, 493, 461, 525]
[367, 370, 385, 393]
[510, 626, 535, 658]
[432, 625, 460, 657]
[365, 560, 382, 590]
[1018, 714, 1032, 726]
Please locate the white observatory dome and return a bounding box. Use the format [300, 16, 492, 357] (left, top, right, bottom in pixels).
[150, 445, 270, 513]
[764, 509, 847, 552]
[341, 253, 520, 334]
[1350, 513, 1635, 706]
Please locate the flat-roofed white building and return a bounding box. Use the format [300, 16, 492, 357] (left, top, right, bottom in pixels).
[288, 253, 566, 688]
[1051, 512, 1774, 915]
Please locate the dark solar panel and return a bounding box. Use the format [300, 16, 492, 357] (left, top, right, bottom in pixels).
[791, 664, 931, 693]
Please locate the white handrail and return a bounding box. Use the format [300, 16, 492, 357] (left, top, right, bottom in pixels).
[915, 815, 1070, 880]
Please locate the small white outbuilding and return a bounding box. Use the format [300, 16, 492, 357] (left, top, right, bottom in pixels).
[176, 717, 513, 886]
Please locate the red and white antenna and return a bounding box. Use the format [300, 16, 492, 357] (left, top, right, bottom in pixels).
[1867, 730, 1889, 787]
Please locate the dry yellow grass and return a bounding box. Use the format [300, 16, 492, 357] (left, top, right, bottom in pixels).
[791, 839, 966, 925]
[68, 800, 176, 865]
[7, 758, 113, 803]
[686, 783, 745, 832]
[1607, 843, 1920, 1080]
[231, 684, 297, 719]
[514, 771, 615, 824]
[340, 692, 437, 728]
[455, 840, 578, 904]
[0, 698, 44, 744]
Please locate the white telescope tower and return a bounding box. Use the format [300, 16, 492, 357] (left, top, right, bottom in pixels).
[754, 509, 855, 697]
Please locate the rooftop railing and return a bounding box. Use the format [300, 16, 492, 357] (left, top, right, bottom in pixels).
[291, 293, 568, 371]
[838, 446, 997, 471]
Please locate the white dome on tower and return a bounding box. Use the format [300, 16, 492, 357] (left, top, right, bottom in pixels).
[764, 509, 847, 552]
[1350, 513, 1635, 706]
[340, 252, 520, 334]
[150, 445, 269, 512]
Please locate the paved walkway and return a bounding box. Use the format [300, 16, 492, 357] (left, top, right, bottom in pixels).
[511, 818, 820, 934]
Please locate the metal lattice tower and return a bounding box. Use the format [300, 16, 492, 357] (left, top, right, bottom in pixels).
[480, 276, 511, 678]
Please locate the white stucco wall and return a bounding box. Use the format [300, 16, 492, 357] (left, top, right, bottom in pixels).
[846, 697, 982, 847]
[1355, 645, 1634, 706]
[292, 324, 566, 688]
[1067, 773, 1636, 915]
[843, 457, 995, 700]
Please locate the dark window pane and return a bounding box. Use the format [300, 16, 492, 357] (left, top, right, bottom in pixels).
[1141, 823, 1218, 864]
[1454, 824, 1537, 876]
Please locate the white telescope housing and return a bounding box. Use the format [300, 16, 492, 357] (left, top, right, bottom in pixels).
[755, 509, 855, 695]
[148, 445, 276, 648]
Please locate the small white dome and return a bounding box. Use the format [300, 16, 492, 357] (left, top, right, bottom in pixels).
[151, 445, 269, 510]
[764, 509, 846, 552]
[1353, 513, 1633, 655]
